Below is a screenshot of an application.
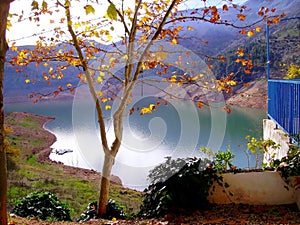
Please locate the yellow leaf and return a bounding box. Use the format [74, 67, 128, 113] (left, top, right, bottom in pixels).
[255, 26, 261, 32]
[105, 105, 111, 110]
[107, 35, 113, 41]
[11, 45, 17, 51]
[149, 104, 156, 110]
[226, 80, 236, 86]
[112, 218, 117, 222]
[66, 83, 72, 87]
[140, 107, 152, 115]
[97, 76, 103, 83]
[25, 79, 30, 83]
[187, 26, 194, 31]
[247, 30, 254, 37]
[84, 5, 95, 15]
[43, 75, 49, 81]
[171, 38, 178, 45]
[74, 22, 80, 29]
[97, 91, 103, 97]
[6, 19, 12, 31]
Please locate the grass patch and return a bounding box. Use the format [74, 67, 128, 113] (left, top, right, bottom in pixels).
[6, 112, 143, 220]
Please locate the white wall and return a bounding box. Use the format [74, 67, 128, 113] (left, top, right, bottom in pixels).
[263, 119, 290, 164]
[208, 171, 297, 206]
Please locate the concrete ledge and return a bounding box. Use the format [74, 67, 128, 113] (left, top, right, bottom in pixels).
[208, 171, 297, 207]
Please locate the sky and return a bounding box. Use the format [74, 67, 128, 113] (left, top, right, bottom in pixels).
[7, 0, 248, 46]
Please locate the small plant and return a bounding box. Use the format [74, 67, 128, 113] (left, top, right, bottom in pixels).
[276, 142, 300, 189]
[78, 199, 126, 222]
[200, 146, 235, 171]
[77, 201, 97, 222]
[138, 157, 223, 218]
[246, 135, 280, 169]
[104, 199, 126, 220]
[12, 191, 71, 221]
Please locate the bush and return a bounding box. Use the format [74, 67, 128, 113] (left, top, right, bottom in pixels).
[104, 199, 126, 220]
[276, 143, 300, 181]
[78, 199, 126, 222]
[138, 157, 223, 218]
[12, 191, 71, 221]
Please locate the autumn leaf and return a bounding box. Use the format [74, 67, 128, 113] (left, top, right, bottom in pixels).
[140, 107, 152, 115]
[129, 107, 135, 115]
[247, 30, 254, 37]
[244, 69, 251, 74]
[171, 38, 178, 45]
[237, 14, 246, 21]
[197, 102, 204, 108]
[25, 79, 30, 84]
[187, 26, 194, 31]
[255, 27, 261, 32]
[237, 48, 244, 57]
[84, 5, 95, 15]
[239, 29, 246, 35]
[31, 0, 39, 10]
[58, 85, 63, 91]
[105, 105, 111, 110]
[107, 3, 117, 20]
[101, 98, 108, 103]
[223, 5, 228, 11]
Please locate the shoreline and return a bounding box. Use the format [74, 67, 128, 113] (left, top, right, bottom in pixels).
[5, 111, 123, 186]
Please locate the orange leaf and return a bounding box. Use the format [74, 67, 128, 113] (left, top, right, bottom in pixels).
[222, 5, 228, 11]
[58, 85, 63, 91]
[237, 48, 244, 57]
[207, 64, 213, 70]
[187, 26, 194, 31]
[237, 14, 246, 21]
[197, 102, 204, 108]
[244, 69, 251, 74]
[53, 91, 59, 96]
[239, 30, 246, 35]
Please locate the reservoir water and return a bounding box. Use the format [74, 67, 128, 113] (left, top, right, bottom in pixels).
[5, 98, 266, 190]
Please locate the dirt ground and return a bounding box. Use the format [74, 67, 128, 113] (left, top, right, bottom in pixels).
[8, 204, 300, 225]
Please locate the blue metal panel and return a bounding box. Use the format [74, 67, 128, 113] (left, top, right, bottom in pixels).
[268, 80, 300, 137]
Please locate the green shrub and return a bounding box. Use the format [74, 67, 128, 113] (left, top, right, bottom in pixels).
[78, 199, 126, 222]
[104, 199, 126, 220]
[276, 144, 300, 181]
[12, 191, 71, 221]
[77, 201, 97, 222]
[138, 157, 223, 218]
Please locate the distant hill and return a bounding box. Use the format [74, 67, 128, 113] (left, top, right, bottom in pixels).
[4, 0, 299, 104]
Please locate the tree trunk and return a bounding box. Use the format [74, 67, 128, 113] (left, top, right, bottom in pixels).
[97, 153, 115, 217]
[0, 1, 11, 225]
